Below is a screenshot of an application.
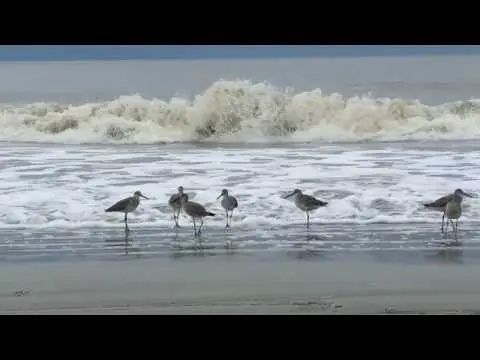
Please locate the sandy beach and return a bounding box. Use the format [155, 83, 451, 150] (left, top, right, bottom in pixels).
[3, 54, 480, 314]
[2, 256, 480, 314]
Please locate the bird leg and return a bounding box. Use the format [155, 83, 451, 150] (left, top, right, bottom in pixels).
[453, 219, 458, 241]
[441, 212, 445, 233]
[225, 210, 230, 228]
[124, 231, 130, 255]
[193, 218, 197, 237]
[172, 209, 179, 228]
[175, 209, 181, 228]
[124, 213, 129, 233]
[198, 218, 204, 235]
[449, 219, 456, 241]
[306, 212, 310, 230]
[443, 218, 449, 239]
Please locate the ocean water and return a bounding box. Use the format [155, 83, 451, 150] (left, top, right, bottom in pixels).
[1, 55, 480, 265]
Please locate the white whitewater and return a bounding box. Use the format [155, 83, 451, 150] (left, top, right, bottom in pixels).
[1, 80, 480, 144]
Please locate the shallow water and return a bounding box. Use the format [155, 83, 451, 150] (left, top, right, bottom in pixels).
[0, 223, 478, 266]
[1, 139, 480, 265]
[1, 56, 480, 267]
[2, 140, 479, 229]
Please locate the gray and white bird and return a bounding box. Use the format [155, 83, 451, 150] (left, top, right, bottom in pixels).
[105, 190, 149, 232]
[180, 195, 215, 237]
[216, 188, 238, 228]
[283, 189, 328, 229]
[424, 188, 474, 233]
[443, 189, 474, 240]
[168, 186, 188, 228]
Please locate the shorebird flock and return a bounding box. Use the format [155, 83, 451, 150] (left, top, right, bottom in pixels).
[105, 187, 475, 242]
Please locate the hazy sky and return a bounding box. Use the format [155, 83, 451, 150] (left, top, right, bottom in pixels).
[0, 45, 479, 61]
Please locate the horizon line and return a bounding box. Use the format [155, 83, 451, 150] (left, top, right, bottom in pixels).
[1, 45, 479, 61]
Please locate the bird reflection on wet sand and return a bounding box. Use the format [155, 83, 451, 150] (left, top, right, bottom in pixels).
[286, 248, 328, 261]
[11, 221, 479, 268]
[103, 231, 135, 256]
[306, 233, 325, 242]
[424, 248, 464, 264]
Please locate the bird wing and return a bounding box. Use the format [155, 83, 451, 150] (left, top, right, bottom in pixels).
[304, 194, 328, 207]
[424, 194, 451, 208]
[232, 196, 238, 208]
[169, 193, 181, 205]
[105, 197, 130, 212]
[186, 201, 207, 215]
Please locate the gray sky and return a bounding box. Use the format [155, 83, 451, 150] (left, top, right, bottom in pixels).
[0, 45, 479, 61]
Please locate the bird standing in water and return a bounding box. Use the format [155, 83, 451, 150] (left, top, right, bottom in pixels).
[168, 186, 188, 228]
[424, 188, 474, 233]
[443, 188, 474, 240]
[105, 190, 149, 232]
[216, 188, 238, 228]
[181, 195, 215, 237]
[283, 189, 328, 229]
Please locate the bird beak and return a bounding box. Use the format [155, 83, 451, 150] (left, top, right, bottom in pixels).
[464, 192, 476, 198]
[283, 191, 295, 199]
[216, 194, 222, 200]
[140, 194, 149, 199]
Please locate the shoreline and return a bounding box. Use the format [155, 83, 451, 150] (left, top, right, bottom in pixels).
[2, 258, 480, 314]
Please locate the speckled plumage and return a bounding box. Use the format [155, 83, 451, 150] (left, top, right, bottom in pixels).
[424, 188, 474, 234]
[283, 189, 328, 229]
[181, 196, 215, 237]
[105, 190, 149, 232]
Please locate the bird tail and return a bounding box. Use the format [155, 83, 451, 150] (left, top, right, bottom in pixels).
[206, 212, 215, 216]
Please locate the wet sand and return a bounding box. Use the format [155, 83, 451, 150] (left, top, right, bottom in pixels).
[2, 256, 480, 314]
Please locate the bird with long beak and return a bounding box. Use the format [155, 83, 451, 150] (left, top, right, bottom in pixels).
[283, 189, 328, 229]
[105, 190, 149, 232]
[216, 189, 238, 228]
[443, 189, 475, 239]
[180, 195, 215, 237]
[424, 188, 475, 233]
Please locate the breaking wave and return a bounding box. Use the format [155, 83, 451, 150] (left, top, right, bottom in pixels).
[2, 79, 480, 144]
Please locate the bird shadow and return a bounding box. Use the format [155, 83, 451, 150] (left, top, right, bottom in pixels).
[169, 248, 210, 259]
[104, 231, 135, 256]
[305, 233, 326, 242]
[423, 248, 464, 264]
[424, 222, 464, 247]
[169, 233, 215, 251]
[430, 239, 463, 248]
[168, 227, 239, 256]
[286, 248, 329, 261]
[288, 228, 328, 247]
[168, 236, 229, 259]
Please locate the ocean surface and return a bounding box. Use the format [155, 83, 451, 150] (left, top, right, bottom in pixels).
[1, 55, 480, 265]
